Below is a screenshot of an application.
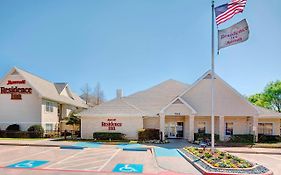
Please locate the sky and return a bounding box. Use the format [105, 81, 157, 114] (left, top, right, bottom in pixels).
[0, 0, 280, 100]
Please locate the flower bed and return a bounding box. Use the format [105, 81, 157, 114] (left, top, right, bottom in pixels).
[184, 147, 253, 169]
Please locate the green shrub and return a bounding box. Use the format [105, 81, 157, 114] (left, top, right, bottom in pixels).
[138, 128, 159, 141]
[194, 133, 219, 142]
[93, 132, 125, 140]
[27, 125, 44, 138]
[228, 134, 254, 143]
[258, 134, 281, 143]
[6, 124, 20, 131]
[5, 131, 29, 138]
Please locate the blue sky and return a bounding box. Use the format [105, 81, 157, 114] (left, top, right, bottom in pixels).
[0, 0, 280, 100]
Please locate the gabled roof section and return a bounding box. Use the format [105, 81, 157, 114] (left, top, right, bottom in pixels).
[5, 67, 87, 108]
[54, 83, 68, 94]
[180, 70, 259, 116]
[79, 79, 190, 117]
[160, 96, 197, 115]
[123, 79, 191, 116]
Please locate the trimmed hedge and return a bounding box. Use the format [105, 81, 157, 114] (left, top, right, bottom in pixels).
[194, 133, 219, 142]
[258, 134, 281, 143]
[228, 134, 254, 143]
[1, 131, 29, 138]
[93, 132, 125, 140]
[27, 125, 44, 138]
[138, 129, 160, 141]
[6, 124, 20, 131]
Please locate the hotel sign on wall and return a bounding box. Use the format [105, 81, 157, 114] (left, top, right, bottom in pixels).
[101, 118, 122, 130]
[0, 80, 32, 100]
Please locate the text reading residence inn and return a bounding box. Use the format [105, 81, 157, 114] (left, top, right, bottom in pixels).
[0, 67, 87, 133]
[0, 67, 281, 142]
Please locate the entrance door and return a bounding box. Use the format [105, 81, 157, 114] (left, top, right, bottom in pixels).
[165, 122, 184, 138]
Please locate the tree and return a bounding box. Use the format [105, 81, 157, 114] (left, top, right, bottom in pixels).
[93, 82, 105, 105]
[248, 93, 270, 109]
[80, 83, 92, 105]
[66, 112, 80, 130]
[263, 80, 281, 112]
[248, 80, 281, 112]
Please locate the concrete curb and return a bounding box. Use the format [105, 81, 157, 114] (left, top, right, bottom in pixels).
[0, 143, 62, 147]
[223, 150, 281, 155]
[177, 149, 273, 175]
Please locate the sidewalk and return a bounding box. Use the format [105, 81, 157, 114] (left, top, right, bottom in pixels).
[219, 146, 281, 155]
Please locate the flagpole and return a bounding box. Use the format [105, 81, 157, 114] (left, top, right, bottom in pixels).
[211, 0, 215, 153]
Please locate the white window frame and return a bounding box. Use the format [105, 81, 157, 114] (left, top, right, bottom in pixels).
[45, 101, 54, 112]
[197, 121, 206, 134]
[45, 123, 53, 132]
[258, 123, 274, 135]
[225, 122, 234, 136]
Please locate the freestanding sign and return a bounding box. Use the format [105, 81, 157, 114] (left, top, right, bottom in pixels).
[218, 19, 249, 50]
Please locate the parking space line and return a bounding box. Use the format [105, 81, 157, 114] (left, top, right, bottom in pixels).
[98, 149, 120, 171]
[2, 147, 56, 165]
[74, 150, 116, 158]
[0, 146, 27, 154]
[45, 149, 86, 168]
[59, 158, 109, 169]
[63, 152, 115, 164]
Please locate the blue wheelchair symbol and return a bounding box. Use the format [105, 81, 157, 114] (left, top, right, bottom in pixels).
[113, 164, 143, 173]
[6, 160, 49, 168]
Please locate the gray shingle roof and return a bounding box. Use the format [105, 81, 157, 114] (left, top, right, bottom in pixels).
[54, 83, 68, 94]
[80, 79, 190, 117]
[13, 67, 87, 108]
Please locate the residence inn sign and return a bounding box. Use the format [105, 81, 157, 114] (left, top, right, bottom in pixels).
[0, 80, 32, 100]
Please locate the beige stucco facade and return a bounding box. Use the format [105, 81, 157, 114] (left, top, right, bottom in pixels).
[0, 68, 87, 133]
[79, 71, 281, 141]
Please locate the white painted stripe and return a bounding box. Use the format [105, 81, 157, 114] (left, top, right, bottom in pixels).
[73, 150, 116, 158]
[98, 149, 120, 171]
[45, 149, 86, 168]
[59, 158, 108, 169]
[2, 147, 55, 164]
[61, 152, 114, 165]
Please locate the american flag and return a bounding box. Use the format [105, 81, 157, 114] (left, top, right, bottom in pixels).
[215, 0, 247, 25]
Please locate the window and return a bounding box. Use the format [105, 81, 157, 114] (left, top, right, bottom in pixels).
[45, 123, 53, 132]
[198, 122, 206, 133]
[258, 123, 273, 135]
[225, 122, 233, 135]
[45, 101, 53, 112]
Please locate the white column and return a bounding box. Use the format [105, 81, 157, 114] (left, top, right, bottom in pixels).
[253, 116, 258, 142]
[159, 112, 165, 140]
[219, 116, 225, 141]
[189, 115, 194, 142]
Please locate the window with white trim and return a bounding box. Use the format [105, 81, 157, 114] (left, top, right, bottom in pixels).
[45, 101, 54, 112]
[198, 122, 206, 134]
[225, 122, 234, 135]
[45, 123, 53, 132]
[258, 123, 273, 135]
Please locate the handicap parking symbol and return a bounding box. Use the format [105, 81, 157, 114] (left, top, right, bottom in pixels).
[113, 164, 143, 173]
[6, 160, 49, 169]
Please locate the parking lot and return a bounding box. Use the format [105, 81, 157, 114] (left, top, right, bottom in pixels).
[0, 144, 196, 175]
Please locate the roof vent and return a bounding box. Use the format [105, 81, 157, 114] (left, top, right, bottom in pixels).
[203, 73, 216, 79]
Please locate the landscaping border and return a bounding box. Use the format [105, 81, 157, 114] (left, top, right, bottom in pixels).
[177, 149, 273, 175]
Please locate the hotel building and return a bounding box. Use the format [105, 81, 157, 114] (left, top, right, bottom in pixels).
[79, 71, 281, 141]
